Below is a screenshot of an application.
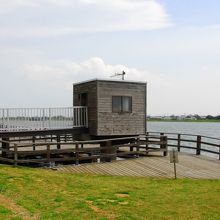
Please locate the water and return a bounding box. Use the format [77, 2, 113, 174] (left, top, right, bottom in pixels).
[147, 121, 220, 138]
[147, 121, 220, 159]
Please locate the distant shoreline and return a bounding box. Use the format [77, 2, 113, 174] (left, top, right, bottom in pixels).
[147, 119, 220, 123]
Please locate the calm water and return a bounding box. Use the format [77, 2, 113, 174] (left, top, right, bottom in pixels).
[147, 121, 220, 138]
[147, 121, 220, 158]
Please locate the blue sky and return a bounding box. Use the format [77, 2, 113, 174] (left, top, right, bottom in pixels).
[0, 0, 220, 115]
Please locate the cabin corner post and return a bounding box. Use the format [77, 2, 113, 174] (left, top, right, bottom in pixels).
[196, 135, 201, 155]
[145, 83, 147, 134]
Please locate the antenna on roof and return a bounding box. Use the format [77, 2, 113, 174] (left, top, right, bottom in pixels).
[110, 70, 126, 80]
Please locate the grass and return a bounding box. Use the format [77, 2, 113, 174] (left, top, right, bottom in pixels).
[0, 165, 220, 219]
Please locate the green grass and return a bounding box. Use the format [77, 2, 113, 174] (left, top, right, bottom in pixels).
[0, 165, 220, 219]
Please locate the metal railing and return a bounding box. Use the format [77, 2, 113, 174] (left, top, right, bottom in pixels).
[0, 107, 88, 131]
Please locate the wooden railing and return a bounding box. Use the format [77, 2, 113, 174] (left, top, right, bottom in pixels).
[147, 132, 220, 160]
[0, 135, 167, 166]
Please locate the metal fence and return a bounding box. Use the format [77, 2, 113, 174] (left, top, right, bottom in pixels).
[0, 107, 88, 131]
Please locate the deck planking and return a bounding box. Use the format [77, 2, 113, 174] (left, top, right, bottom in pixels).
[56, 153, 220, 179]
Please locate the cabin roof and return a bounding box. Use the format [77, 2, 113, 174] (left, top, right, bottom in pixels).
[73, 78, 147, 86]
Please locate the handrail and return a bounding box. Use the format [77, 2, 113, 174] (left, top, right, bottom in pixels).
[0, 135, 168, 166]
[147, 131, 220, 160]
[148, 131, 220, 141]
[0, 106, 88, 131]
[7, 135, 161, 148]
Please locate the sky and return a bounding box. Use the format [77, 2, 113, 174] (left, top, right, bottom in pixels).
[0, 0, 220, 116]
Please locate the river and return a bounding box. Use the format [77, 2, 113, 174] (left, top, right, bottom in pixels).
[147, 121, 220, 138]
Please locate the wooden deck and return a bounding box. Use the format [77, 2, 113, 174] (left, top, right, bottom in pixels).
[56, 153, 220, 179]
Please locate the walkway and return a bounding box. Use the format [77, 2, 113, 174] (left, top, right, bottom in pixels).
[56, 153, 220, 179]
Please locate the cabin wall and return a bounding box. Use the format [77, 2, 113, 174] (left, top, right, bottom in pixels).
[73, 81, 98, 135]
[97, 81, 146, 136]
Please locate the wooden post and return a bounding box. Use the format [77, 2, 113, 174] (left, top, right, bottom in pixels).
[160, 133, 164, 149]
[32, 136, 36, 151]
[14, 144, 18, 166]
[219, 142, 220, 160]
[75, 143, 79, 165]
[145, 136, 149, 154]
[2, 137, 9, 158]
[177, 134, 181, 152]
[160, 135, 167, 156]
[130, 138, 135, 152]
[218, 145, 220, 160]
[136, 137, 140, 157]
[196, 136, 201, 155]
[46, 144, 50, 162]
[57, 135, 61, 149]
[100, 140, 114, 162]
[163, 136, 168, 156]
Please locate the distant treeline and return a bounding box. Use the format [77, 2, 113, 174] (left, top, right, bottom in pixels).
[205, 115, 220, 120]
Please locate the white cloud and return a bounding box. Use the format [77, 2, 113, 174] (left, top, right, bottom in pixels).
[22, 57, 172, 91]
[0, 0, 172, 37]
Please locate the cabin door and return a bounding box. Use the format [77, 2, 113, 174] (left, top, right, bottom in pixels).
[78, 93, 88, 106]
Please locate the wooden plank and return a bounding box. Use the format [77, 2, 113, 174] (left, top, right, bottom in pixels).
[56, 153, 220, 179]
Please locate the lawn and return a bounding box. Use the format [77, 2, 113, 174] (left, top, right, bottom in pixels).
[0, 165, 219, 220]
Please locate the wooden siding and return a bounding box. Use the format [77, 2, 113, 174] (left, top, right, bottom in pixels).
[73, 80, 147, 136]
[97, 81, 146, 136]
[73, 81, 98, 135]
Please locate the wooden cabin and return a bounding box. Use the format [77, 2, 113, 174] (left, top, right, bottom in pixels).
[73, 79, 147, 137]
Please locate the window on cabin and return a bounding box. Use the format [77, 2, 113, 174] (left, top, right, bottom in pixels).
[112, 96, 132, 113]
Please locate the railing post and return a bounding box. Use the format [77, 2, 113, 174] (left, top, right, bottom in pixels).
[49, 108, 51, 129]
[219, 142, 220, 160]
[32, 136, 36, 151]
[136, 137, 140, 157]
[160, 135, 167, 156]
[145, 135, 149, 154]
[75, 142, 79, 165]
[57, 135, 61, 149]
[160, 133, 164, 149]
[14, 144, 18, 166]
[163, 136, 168, 156]
[2, 108, 5, 129]
[177, 134, 181, 152]
[2, 137, 9, 157]
[196, 135, 201, 155]
[86, 107, 88, 128]
[7, 109, 9, 130]
[46, 144, 50, 162]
